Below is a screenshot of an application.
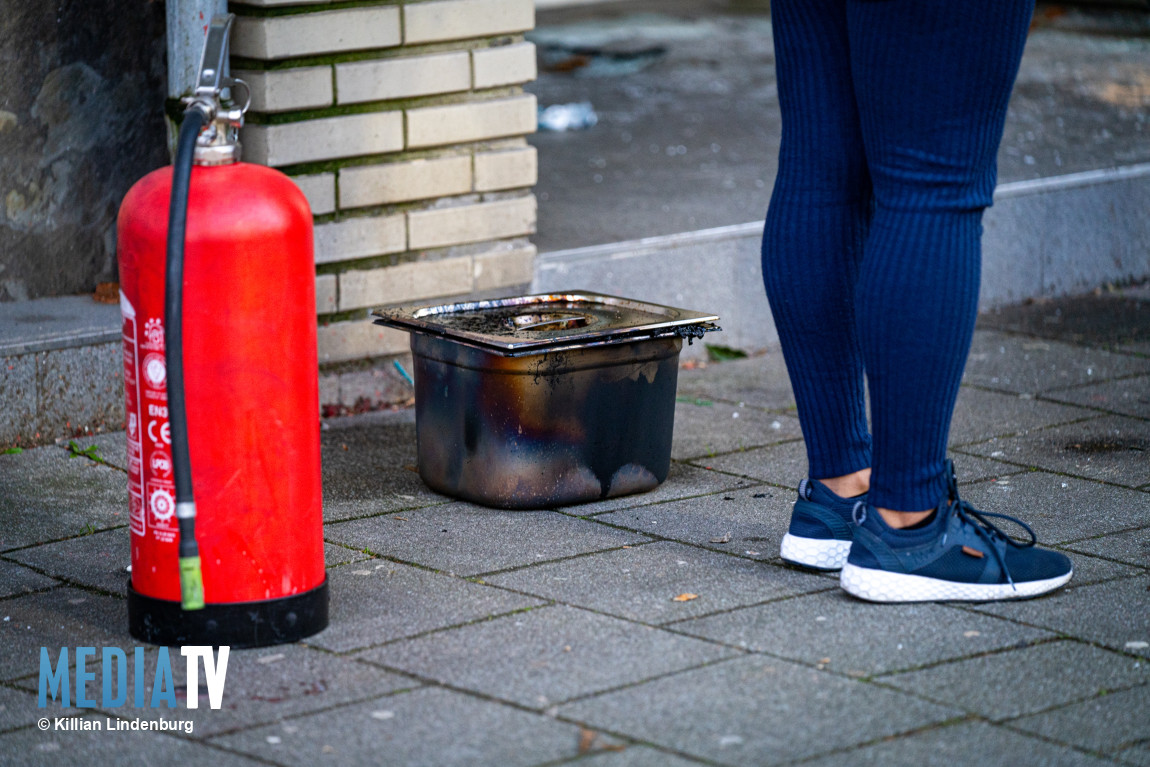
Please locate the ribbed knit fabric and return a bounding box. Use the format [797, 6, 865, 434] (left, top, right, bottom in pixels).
[761, 0, 1033, 511]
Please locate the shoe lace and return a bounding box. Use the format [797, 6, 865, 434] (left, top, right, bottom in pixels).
[942, 460, 1036, 590]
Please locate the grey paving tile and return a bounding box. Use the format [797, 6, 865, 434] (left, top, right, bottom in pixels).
[320, 409, 453, 521]
[8, 527, 129, 595]
[963, 415, 1150, 487]
[949, 386, 1097, 447]
[671, 399, 801, 460]
[957, 471, 1150, 545]
[1044, 373, 1150, 419]
[676, 354, 796, 412]
[1118, 743, 1150, 767]
[962, 332, 1150, 395]
[1010, 683, 1150, 755]
[486, 541, 831, 625]
[969, 576, 1150, 659]
[882, 641, 1149, 720]
[6, 528, 368, 596]
[697, 439, 807, 488]
[945, 454, 1034, 485]
[0, 685, 79, 734]
[799, 720, 1113, 767]
[324, 503, 649, 577]
[562, 745, 706, 766]
[323, 542, 370, 568]
[594, 486, 797, 563]
[62, 431, 127, 471]
[0, 445, 129, 551]
[560, 654, 958, 765]
[212, 686, 592, 767]
[703, 439, 1025, 493]
[0, 588, 129, 683]
[90, 644, 415, 738]
[675, 590, 1053, 677]
[1065, 527, 1150, 569]
[358, 604, 736, 710]
[304, 561, 545, 653]
[2, 715, 266, 767]
[0, 560, 57, 598]
[1057, 550, 1146, 587]
[558, 461, 757, 517]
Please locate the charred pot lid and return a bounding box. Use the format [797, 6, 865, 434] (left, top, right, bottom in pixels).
[372, 291, 720, 356]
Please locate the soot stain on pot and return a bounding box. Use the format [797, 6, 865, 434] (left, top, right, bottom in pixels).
[409, 334, 683, 509]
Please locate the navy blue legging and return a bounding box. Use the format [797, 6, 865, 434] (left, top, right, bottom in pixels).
[761, 0, 1033, 510]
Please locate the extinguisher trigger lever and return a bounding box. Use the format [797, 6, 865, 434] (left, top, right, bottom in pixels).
[184, 13, 248, 167]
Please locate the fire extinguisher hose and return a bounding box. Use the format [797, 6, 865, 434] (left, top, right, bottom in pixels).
[166, 105, 209, 611]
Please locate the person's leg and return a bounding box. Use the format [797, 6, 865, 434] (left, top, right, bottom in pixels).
[839, 0, 1072, 601]
[762, 0, 872, 569]
[846, 0, 1031, 516]
[762, 0, 872, 487]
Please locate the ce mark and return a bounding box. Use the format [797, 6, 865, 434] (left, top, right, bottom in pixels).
[147, 419, 171, 446]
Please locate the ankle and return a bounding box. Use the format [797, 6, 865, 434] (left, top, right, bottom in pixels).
[816, 468, 871, 499]
[877, 507, 934, 529]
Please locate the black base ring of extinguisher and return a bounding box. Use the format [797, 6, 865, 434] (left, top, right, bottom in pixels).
[127, 577, 328, 649]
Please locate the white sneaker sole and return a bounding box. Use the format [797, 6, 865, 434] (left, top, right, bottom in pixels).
[840, 562, 1073, 603]
[780, 534, 851, 571]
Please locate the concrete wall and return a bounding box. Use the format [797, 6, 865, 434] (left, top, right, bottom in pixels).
[0, 2, 169, 302]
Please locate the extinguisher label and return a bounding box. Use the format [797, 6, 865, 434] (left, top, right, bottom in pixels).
[121, 292, 146, 537]
[122, 294, 178, 543]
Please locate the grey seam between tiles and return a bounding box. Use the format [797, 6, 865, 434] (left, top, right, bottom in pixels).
[971, 374, 1150, 410]
[946, 448, 1150, 493]
[356, 650, 746, 722]
[950, 603, 1150, 663]
[0, 566, 126, 603]
[52, 441, 128, 473]
[0, 522, 130, 557]
[870, 673, 1150, 732]
[313, 602, 557, 656]
[945, 416, 1113, 451]
[675, 436, 806, 465]
[1033, 394, 1150, 424]
[313, 662, 717, 765]
[995, 707, 1150, 761]
[775, 714, 979, 766]
[555, 478, 776, 519]
[320, 498, 453, 525]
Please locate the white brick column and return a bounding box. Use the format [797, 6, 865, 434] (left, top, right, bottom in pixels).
[230, 0, 538, 373]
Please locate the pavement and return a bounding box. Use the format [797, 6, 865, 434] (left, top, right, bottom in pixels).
[528, 0, 1150, 250]
[2, 287, 1148, 766]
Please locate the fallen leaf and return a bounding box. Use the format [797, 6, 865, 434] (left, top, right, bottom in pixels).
[578, 728, 597, 754]
[673, 593, 698, 602]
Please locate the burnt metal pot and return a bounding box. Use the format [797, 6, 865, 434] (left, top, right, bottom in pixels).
[373, 292, 719, 509]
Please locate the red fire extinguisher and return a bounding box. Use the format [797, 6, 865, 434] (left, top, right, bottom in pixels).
[117, 15, 327, 647]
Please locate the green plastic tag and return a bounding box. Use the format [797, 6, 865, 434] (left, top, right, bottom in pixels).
[178, 556, 205, 611]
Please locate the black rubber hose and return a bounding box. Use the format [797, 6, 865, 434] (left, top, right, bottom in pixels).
[165, 106, 208, 606]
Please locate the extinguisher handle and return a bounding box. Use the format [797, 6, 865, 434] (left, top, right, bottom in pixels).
[194, 15, 236, 101]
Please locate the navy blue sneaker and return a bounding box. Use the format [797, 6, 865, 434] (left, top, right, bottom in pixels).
[840, 461, 1073, 602]
[779, 478, 861, 571]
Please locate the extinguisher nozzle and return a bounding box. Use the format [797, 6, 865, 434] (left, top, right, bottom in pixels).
[179, 556, 205, 611]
